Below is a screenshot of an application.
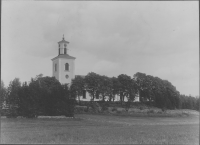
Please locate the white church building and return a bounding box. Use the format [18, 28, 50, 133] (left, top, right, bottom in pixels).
[52, 36, 139, 102]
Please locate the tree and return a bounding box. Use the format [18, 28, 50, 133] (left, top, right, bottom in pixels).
[118, 74, 136, 104]
[111, 77, 121, 101]
[134, 72, 146, 102]
[27, 75, 75, 117]
[134, 73, 154, 102]
[179, 95, 199, 111]
[134, 72, 180, 109]
[0, 80, 7, 110]
[128, 79, 138, 101]
[70, 76, 85, 103]
[17, 82, 38, 118]
[85, 72, 101, 101]
[34, 76, 64, 115]
[58, 84, 75, 117]
[195, 97, 199, 111]
[98, 75, 113, 101]
[6, 78, 21, 117]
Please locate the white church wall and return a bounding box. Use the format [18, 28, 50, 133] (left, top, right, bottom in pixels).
[77, 92, 102, 101]
[52, 59, 59, 80]
[59, 58, 75, 84]
[76, 92, 140, 102]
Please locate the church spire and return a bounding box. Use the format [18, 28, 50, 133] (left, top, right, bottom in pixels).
[63, 34, 65, 40]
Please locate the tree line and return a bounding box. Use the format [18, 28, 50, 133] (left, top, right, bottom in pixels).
[71, 72, 199, 110]
[1, 72, 199, 118]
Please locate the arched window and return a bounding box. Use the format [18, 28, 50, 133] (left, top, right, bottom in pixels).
[64, 48, 66, 54]
[65, 63, 69, 71]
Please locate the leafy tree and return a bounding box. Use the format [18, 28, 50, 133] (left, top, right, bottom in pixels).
[134, 73, 154, 102]
[85, 72, 101, 101]
[6, 78, 21, 117]
[179, 95, 199, 111]
[70, 76, 85, 102]
[111, 77, 121, 101]
[129, 79, 138, 101]
[3, 75, 76, 118]
[134, 72, 180, 109]
[98, 75, 113, 101]
[17, 82, 38, 118]
[34, 76, 63, 115]
[58, 84, 75, 117]
[195, 97, 199, 111]
[118, 74, 128, 103]
[0, 80, 7, 110]
[163, 80, 180, 109]
[27, 75, 75, 117]
[152, 77, 166, 108]
[118, 74, 136, 104]
[134, 72, 147, 102]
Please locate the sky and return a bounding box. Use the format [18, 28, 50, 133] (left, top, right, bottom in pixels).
[1, 1, 199, 97]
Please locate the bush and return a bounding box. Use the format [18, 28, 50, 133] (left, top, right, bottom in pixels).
[157, 110, 163, 114]
[112, 107, 117, 112]
[162, 107, 167, 112]
[116, 110, 121, 114]
[125, 101, 131, 112]
[100, 101, 109, 111]
[147, 109, 155, 114]
[6, 107, 19, 118]
[79, 101, 90, 106]
[1, 109, 9, 116]
[139, 106, 144, 110]
[181, 112, 189, 117]
[144, 101, 155, 107]
[84, 107, 89, 112]
[89, 101, 101, 113]
[75, 106, 88, 113]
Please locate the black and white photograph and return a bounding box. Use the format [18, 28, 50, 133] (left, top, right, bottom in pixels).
[1, 1, 199, 144]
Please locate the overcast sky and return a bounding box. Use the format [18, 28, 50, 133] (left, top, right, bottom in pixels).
[2, 1, 199, 96]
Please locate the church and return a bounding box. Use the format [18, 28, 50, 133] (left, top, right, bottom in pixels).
[51, 36, 139, 102]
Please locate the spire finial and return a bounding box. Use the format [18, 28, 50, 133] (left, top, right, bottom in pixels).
[63, 34, 65, 40]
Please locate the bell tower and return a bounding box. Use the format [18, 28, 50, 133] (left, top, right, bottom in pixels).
[58, 35, 69, 55]
[51, 35, 76, 85]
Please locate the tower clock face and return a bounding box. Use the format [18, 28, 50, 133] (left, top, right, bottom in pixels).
[65, 75, 69, 79]
[64, 44, 67, 47]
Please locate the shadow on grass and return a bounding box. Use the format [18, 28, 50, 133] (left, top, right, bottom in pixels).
[75, 111, 192, 118]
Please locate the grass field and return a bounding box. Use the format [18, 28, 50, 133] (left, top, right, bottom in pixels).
[1, 113, 199, 144]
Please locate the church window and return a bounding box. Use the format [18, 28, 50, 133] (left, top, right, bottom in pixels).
[64, 48, 66, 54]
[55, 64, 57, 71]
[65, 63, 69, 71]
[83, 90, 86, 99]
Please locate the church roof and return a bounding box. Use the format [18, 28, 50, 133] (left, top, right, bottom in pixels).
[51, 54, 76, 60]
[58, 35, 69, 43]
[58, 39, 69, 43]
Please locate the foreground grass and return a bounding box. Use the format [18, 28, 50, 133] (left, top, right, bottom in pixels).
[1, 114, 199, 144]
